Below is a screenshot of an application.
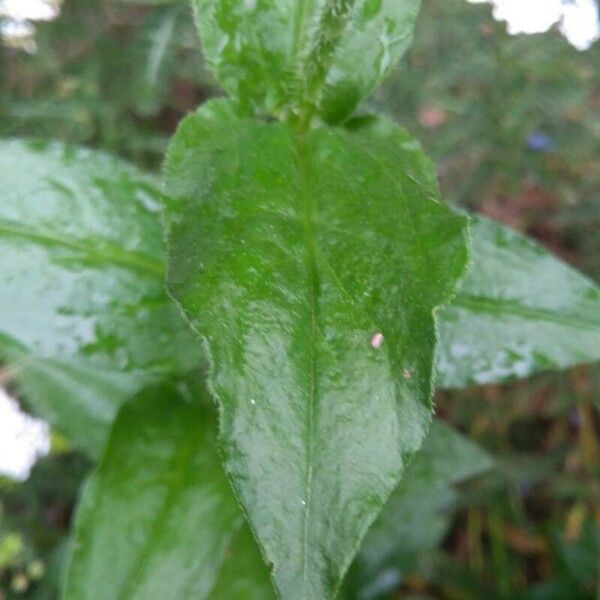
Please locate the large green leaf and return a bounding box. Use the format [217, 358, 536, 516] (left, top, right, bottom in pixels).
[164, 100, 469, 600]
[63, 380, 272, 599]
[344, 421, 492, 599]
[438, 215, 600, 388]
[193, 0, 421, 123]
[0, 140, 202, 456]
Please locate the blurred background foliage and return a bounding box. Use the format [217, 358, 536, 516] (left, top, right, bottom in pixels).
[0, 0, 598, 598]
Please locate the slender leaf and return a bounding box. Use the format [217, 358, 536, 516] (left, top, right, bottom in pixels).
[0, 140, 202, 456]
[193, 0, 421, 123]
[344, 421, 493, 599]
[164, 100, 469, 600]
[438, 215, 600, 388]
[63, 380, 270, 599]
[132, 6, 182, 116]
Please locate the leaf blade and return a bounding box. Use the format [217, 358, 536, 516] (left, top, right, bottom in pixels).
[345, 421, 492, 599]
[0, 140, 202, 456]
[62, 380, 272, 600]
[347, 121, 600, 387]
[438, 215, 600, 388]
[165, 100, 469, 599]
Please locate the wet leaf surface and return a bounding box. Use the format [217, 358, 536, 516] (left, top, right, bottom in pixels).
[0, 140, 202, 456]
[164, 100, 469, 600]
[344, 421, 493, 599]
[438, 215, 600, 388]
[63, 380, 270, 599]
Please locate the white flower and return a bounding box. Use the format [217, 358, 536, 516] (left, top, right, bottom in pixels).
[0, 388, 50, 482]
[467, 0, 600, 50]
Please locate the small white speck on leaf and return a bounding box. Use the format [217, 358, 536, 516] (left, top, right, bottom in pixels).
[371, 333, 384, 349]
[402, 369, 413, 379]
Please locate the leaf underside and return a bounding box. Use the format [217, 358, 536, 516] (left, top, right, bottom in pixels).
[164, 100, 469, 599]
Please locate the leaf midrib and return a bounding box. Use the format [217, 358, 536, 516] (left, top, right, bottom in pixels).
[290, 128, 443, 595]
[452, 293, 600, 330]
[290, 0, 355, 119]
[0, 219, 164, 276]
[295, 132, 320, 593]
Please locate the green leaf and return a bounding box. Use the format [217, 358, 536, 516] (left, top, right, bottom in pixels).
[344, 420, 492, 599]
[0, 139, 202, 456]
[164, 100, 469, 599]
[438, 215, 600, 388]
[193, 0, 421, 123]
[362, 120, 600, 388]
[63, 380, 272, 599]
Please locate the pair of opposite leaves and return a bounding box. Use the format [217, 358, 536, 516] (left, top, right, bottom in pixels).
[2, 0, 600, 598]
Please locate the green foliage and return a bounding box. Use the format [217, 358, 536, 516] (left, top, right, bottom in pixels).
[0, 139, 201, 456]
[0, 453, 90, 598]
[372, 0, 600, 214]
[0, 0, 599, 599]
[439, 215, 600, 388]
[344, 421, 492, 599]
[193, 0, 420, 124]
[63, 380, 259, 599]
[0, 0, 211, 167]
[164, 100, 468, 598]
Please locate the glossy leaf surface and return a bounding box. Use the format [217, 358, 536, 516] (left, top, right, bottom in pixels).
[193, 0, 421, 123]
[344, 421, 492, 599]
[164, 100, 469, 599]
[438, 215, 600, 388]
[0, 140, 202, 455]
[63, 380, 267, 599]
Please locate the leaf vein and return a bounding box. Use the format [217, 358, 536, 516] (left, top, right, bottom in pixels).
[0, 219, 164, 276]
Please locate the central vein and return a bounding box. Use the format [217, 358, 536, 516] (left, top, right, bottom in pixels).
[295, 132, 320, 588]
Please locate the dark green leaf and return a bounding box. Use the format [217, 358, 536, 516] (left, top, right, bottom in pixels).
[0, 140, 202, 456]
[193, 0, 421, 123]
[164, 100, 469, 599]
[62, 379, 270, 599]
[438, 215, 600, 388]
[345, 421, 492, 599]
